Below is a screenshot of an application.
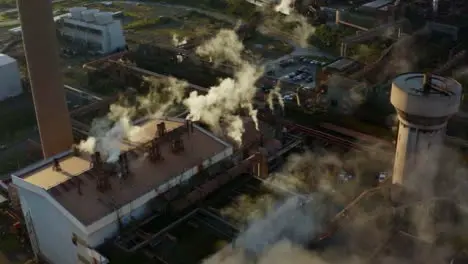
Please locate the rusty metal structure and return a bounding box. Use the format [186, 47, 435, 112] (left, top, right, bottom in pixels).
[17, 0, 73, 158]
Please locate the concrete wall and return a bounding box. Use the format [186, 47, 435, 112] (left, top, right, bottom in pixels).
[59, 18, 125, 54]
[17, 187, 84, 264]
[0, 57, 22, 101]
[392, 122, 445, 189]
[106, 22, 126, 52]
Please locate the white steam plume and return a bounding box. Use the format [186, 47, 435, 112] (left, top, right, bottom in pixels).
[186, 29, 263, 145]
[172, 33, 188, 47]
[234, 195, 326, 256]
[283, 13, 316, 48]
[266, 82, 284, 111]
[203, 139, 468, 264]
[78, 76, 187, 162]
[195, 29, 245, 67]
[257, 0, 315, 48]
[275, 0, 294, 15]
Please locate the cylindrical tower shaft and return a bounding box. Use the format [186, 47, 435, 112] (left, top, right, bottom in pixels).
[18, 0, 73, 158]
[393, 120, 445, 187]
[390, 73, 461, 243]
[390, 73, 462, 192]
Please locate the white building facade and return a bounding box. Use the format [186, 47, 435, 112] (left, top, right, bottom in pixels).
[58, 7, 126, 54]
[0, 54, 22, 101]
[11, 122, 233, 264]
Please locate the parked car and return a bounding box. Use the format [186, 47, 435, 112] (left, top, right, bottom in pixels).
[305, 76, 314, 83]
[338, 171, 354, 182]
[378, 172, 388, 183]
[282, 92, 295, 101]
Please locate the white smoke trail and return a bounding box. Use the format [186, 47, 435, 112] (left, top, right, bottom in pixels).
[203, 194, 344, 264]
[275, 0, 294, 15]
[284, 14, 316, 48]
[234, 195, 325, 256]
[79, 116, 142, 163]
[138, 76, 187, 118]
[172, 33, 188, 47]
[257, 0, 315, 48]
[186, 29, 263, 144]
[266, 82, 284, 111]
[195, 29, 245, 67]
[78, 76, 187, 162]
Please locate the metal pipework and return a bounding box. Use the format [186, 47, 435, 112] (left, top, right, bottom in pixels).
[17, 0, 73, 158]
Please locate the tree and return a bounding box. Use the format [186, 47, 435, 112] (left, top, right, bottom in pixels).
[314, 24, 336, 47]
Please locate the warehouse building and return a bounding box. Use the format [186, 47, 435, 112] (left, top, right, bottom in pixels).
[11, 117, 234, 264]
[0, 53, 23, 101]
[57, 7, 126, 54]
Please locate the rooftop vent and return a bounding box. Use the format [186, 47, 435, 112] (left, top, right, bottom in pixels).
[91, 152, 103, 171]
[148, 139, 163, 162]
[171, 136, 184, 153]
[96, 171, 111, 193]
[81, 9, 99, 22]
[72, 144, 80, 156]
[185, 120, 194, 135]
[69, 7, 87, 20]
[52, 158, 62, 172]
[118, 153, 130, 179]
[157, 122, 167, 138]
[74, 177, 83, 196]
[94, 12, 114, 25]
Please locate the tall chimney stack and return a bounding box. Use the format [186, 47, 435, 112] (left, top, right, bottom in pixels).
[17, 0, 73, 158]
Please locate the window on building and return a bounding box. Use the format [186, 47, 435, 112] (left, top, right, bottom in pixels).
[72, 234, 78, 246]
[88, 28, 103, 36]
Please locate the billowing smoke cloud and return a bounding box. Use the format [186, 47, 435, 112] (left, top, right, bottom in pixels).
[196, 29, 245, 67]
[172, 33, 188, 47]
[275, 0, 294, 15]
[283, 13, 316, 48]
[78, 76, 187, 162]
[266, 82, 284, 111]
[202, 136, 468, 264]
[256, 0, 316, 48]
[234, 195, 327, 256]
[186, 29, 264, 144]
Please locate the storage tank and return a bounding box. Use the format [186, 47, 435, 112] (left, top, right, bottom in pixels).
[94, 12, 114, 25]
[81, 9, 99, 22]
[390, 73, 462, 191]
[69, 7, 87, 20]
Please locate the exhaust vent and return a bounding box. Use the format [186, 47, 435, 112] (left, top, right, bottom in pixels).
[52, 158, 62, 172]
[148, 139, 163, 162]
[118, 153, 130, 179]
[157, 122, 166, 138]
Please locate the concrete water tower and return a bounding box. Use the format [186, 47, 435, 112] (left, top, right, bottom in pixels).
[390, 73, 462, 191]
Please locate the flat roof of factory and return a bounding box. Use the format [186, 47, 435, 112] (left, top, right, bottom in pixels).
[325, 58, 358, 72]
[361, 0, 392, 9]
[18, 117, 232, 225]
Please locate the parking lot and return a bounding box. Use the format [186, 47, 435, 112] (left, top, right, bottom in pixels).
[267, 56, 330, 90]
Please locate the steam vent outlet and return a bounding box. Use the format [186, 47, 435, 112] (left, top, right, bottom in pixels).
[390, 73, 462, 189]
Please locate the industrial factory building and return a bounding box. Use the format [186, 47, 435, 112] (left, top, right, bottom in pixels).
[0, 53, 23, 101]
[11, 117, 234, 264]
[57, 7, 126, 54]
